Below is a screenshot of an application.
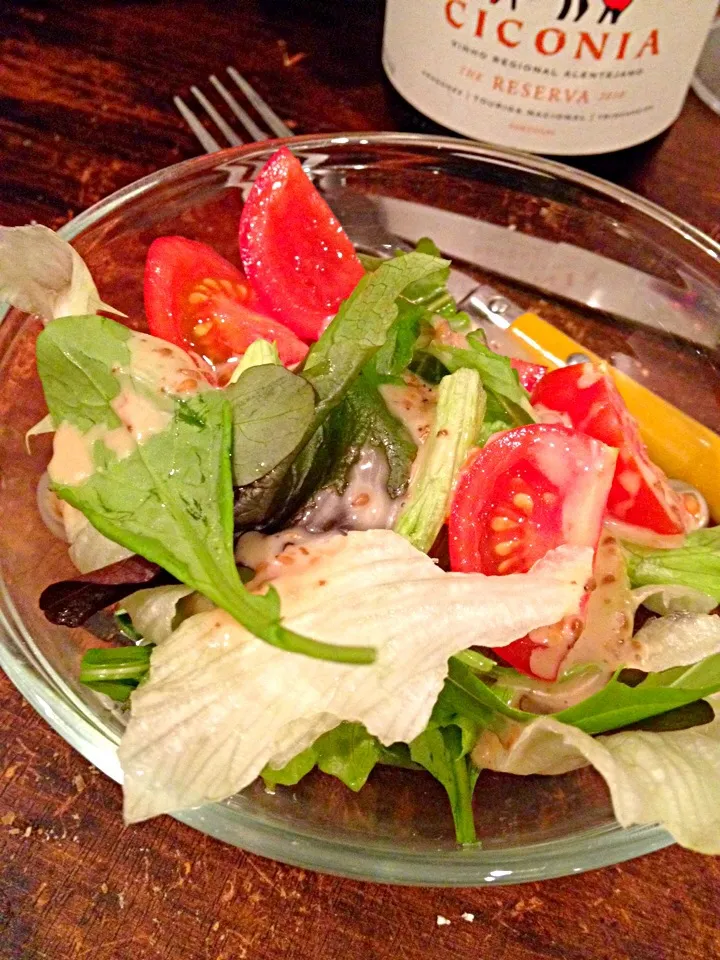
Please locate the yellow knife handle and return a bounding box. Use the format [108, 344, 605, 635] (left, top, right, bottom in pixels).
[509, 311, 720, 521]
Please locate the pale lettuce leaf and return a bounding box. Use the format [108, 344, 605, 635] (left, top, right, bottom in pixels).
[227, 339, 280, 384]
[60, 501, 134, 574]
[629, 613, 720, 673]
[119, 530, 592, 822]
[0, 225, 123, 320]
[25, 413, 55, 452]
[474, 705, 720, 854]
[631, 584, 717, 617]
[123, 585, 195, 645]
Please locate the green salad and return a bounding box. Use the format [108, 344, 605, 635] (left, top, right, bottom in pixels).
[3, 146, 720, 853]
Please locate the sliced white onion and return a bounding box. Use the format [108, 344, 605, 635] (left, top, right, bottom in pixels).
[603, 516, 686, 550]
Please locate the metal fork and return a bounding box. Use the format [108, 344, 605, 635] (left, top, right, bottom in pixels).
[174, 66, 293, 152]
[174, 68, 410, 258]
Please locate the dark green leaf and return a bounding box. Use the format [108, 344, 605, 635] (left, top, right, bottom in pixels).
[300, 251, 448, 420]
[323, 374, 417, 499]
[235, 253, 444, 529]
[226, 364, 315, 486]
[410, 718, 480, 845]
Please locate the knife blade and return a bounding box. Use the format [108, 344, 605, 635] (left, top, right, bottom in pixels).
[332, 193, 720, 350]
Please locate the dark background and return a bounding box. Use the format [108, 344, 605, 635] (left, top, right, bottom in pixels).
[2, 2, 720, 958]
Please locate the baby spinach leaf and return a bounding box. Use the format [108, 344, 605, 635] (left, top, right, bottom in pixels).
[226, 364, 315, 487]
[37, 316, 374, 665]
[300, 251, 448, 421]
[36, 313, 131, 432]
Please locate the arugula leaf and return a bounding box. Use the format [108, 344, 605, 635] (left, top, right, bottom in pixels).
[323, 374, 417, 498]
[394, 368, 484, 553]
[37, 316, 374, 665]
[448, 653, 720, 737]
[554, 667, 720, 735]
[226, 364, 315, 487]
[408, 676, 487, 845]
[426, 335, 534, 429]
[79, 646, 152, 702]
[624, 527, 720, 604]
[410, 723, 480, 845]
[262, 708, 482, 845]
[300, 251, 448, 421]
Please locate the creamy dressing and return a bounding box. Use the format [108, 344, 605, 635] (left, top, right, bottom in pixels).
[380, 376, 437, 446]
[48, 422, 101, 486]
[235, 528, 343, 588]
[298, 447, 403, 534]
[111, 387, 172, 446]
[126, 333, 209, 395]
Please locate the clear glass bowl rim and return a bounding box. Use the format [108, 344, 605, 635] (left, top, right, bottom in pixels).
[6, 129, 717, 885]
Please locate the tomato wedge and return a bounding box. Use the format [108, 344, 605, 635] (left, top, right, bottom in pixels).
[238, 147, 364, 342]
[531, 363, 690, 536]
[449, 423, 616, 679]
[144, 236, 308, 375]
[511, 359, 546, 393]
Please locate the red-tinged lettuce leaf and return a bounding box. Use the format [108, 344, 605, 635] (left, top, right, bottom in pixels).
[39, 556, 173, 628]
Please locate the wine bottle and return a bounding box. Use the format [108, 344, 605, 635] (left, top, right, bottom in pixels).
[382, 0, 718, 156]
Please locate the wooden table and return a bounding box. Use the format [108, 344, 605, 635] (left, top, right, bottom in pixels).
[2, 2, 720, 958]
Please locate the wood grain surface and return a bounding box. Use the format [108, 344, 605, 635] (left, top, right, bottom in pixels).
[2, 2, 720, 958]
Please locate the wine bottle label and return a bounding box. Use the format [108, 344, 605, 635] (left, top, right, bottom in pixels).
[383, 0, 717, 154]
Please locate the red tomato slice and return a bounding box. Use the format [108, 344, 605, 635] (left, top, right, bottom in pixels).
[511, 359, 546, 393]
[449, 424, 616, 679]
[144, 236, 308, 375]
[238, 147, 364, 342]
[531, 363, 690, 536]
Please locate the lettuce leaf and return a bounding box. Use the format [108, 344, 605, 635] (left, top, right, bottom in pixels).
[624, 527, 720, 604]
[118, 531, 592, 822]
[0, 225, 123, 321]
[476, 704, 720, 854]
[394, 368, 484, 553]
[426, 333, 533, 429]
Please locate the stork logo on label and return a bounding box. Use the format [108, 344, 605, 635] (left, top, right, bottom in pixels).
[490, 0, 636, 22]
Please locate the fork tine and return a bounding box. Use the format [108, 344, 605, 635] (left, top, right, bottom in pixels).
[190, 86, 244, 147]
[209, 75, 267, 142]
[226, 67, 294, 138]
[174, 96, 222, 153]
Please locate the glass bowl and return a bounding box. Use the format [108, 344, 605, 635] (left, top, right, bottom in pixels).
[2, 133, 720, 886]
